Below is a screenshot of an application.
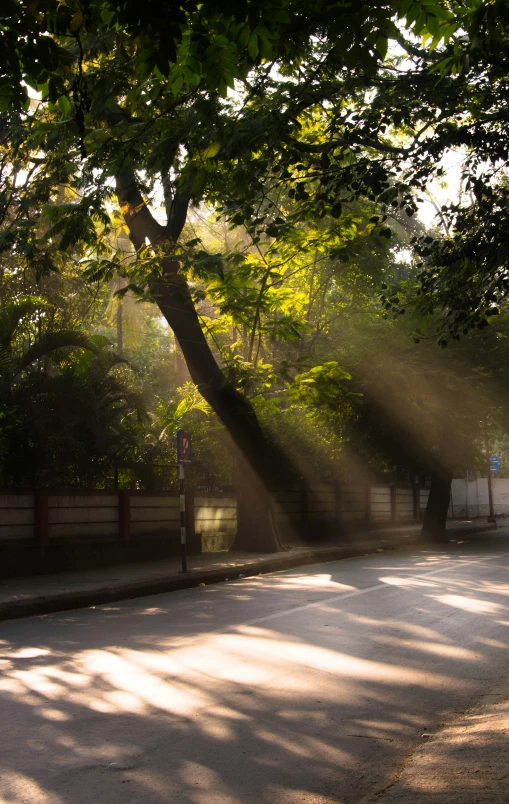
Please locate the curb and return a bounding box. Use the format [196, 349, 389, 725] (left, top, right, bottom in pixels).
[0, 523, 497, 623]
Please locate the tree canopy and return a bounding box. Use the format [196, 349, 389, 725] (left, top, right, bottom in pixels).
[2, 0, 509, 545]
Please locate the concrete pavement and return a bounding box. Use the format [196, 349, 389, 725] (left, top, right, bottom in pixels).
[1, 533, 509, 802]
[0, 520, 496, 622]
[376, 686, 509, 803]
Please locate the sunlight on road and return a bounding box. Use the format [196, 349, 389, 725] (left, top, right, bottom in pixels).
[379, 576, 439, 589]
[0, 612, 476, 728]
[1, 553, 509, 803]
[432, 594, 503, 615]
[0, 770, 63, 804]
[271, 573, 357, 592]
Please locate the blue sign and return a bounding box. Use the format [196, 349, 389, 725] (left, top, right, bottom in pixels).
[490, 455, 500, 472]
[177, 430, 192, 464]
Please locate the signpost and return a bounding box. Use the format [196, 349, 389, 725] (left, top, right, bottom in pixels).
[176, 430, 192, 573]
[490, 455, 500, 472]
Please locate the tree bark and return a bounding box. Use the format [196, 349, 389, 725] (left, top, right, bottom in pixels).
[421, 468, 452, 543]
[115, 169, 284, 552]
[233, 455, 283, 552]
[152, 271, 284, 551]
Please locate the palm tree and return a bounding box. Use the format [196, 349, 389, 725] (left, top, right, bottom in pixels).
[0, 298, 144, 487]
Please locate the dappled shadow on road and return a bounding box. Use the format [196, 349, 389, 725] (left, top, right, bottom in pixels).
[374, 696, 509, 804]
[1, 545, 509, 803]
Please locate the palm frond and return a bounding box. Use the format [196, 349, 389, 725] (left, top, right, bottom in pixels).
[17, 330, 99, 373]
[0, 297, 45, 350]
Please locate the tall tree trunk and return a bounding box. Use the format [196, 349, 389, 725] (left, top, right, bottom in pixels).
[116, 170, 284, 552]
[233, 455, 282, 552]
[152, 271, 284, 552]
[421, 468, 452, 543]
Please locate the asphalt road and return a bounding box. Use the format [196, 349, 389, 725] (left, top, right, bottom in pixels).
[1, 536, 509, 804]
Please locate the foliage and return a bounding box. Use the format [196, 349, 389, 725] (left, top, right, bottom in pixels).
[3, 0, 509, 501]
[0, 296, 143, 486]
[0, 0, 480, 288]
[1, 0, 468, 114]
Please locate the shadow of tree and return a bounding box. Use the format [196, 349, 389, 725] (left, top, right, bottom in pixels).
[374, 694, 509, 803]
[1, 542, 509, 803]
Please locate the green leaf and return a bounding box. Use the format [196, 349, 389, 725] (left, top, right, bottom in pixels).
[171, 73, 184, 96]
[258, 35, 273, 60]
[237, 24, 250, 50]
[201, 141, 221, 159]
[69, 10, 83, 31]
[248, 32, 259, 59]
[57, 95, 71, 118]
[375, 36, 388, 59]
[0, 87, 13, 112]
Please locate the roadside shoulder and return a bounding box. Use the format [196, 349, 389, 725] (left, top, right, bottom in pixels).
[373, 678, 509, 803]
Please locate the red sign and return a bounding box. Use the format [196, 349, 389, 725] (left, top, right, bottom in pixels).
[177, 430, 192, 464]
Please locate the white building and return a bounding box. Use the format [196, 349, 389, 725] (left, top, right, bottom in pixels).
[450, 477, 509, 518]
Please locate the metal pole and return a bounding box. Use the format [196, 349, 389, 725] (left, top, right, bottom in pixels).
[484, 433, 496, 524]
[179, 463, 188, 572]
[487, 461, 496, 523]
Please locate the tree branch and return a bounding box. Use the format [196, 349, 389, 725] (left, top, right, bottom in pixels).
[115, 168, 166, 249]
[167, 195, 190, 241]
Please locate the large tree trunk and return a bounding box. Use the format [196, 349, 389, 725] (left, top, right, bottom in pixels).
[152, 272, 284, 552]
[421, 468, 452, 543]
[116, 170, 284, 552]
[233, 456, 282, 552]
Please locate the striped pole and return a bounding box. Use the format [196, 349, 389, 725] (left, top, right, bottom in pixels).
[179, 463, 188, 572]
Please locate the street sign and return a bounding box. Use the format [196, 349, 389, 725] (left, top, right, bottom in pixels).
[177, 430, 192, 464]
[490, 455, 500, 472]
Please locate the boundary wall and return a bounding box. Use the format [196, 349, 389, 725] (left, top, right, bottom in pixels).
[1, 483, 424, 552]
[450, 477, 509, 518]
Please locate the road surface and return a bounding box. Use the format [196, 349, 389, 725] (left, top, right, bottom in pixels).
[1, 537, 509, 803]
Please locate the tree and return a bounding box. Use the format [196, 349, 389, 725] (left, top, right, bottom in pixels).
[227, 210, 509, 544]
[0, 0, 487, 547]
[0, 297, 146, 486]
